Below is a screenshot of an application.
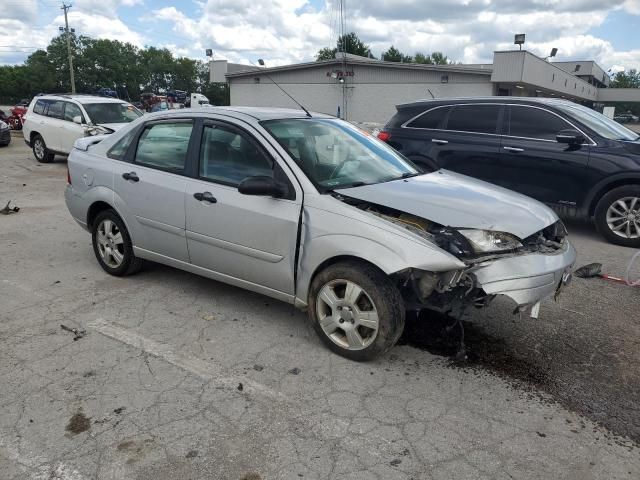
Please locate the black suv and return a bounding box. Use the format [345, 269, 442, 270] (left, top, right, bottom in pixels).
[378, 97, 640, 247]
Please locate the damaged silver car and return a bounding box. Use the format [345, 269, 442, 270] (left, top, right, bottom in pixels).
[65, 107, 576, 360]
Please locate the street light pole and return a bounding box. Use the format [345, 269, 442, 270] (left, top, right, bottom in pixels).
[61, 2, 76, 94]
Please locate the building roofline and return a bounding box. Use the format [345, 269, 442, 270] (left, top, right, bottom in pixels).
[225, 58, 493, 78]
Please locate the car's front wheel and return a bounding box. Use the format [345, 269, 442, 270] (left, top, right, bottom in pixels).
[32, 134, 54, 163]
[308, 261, 405, 361]
[595, 185, 640, 247]
[91, 210, 143, 276]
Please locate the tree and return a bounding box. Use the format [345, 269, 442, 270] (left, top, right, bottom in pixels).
[413, 51, 450, 65]
[381, 46, 412, 63]
[610, 69, 640, 89]
[316, 32, 374, 60]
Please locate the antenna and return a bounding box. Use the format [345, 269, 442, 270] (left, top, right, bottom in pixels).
[255, 59, 311, 117]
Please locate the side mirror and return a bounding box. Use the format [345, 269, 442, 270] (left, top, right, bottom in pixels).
[73, 115, 83, 124]
[238, 176, 286, 198]
[556, 129, 584, 145]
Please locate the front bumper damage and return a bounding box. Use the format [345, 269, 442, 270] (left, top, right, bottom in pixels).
[469, 239, 576, 316]
[398, 238, 576, 319]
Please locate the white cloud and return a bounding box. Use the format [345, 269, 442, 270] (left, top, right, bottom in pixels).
[1, 0, 640, 71]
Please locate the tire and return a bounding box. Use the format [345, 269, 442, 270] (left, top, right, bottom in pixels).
[308, 261, 405, 361]
[91, 210, 143, 276]
[594, 185, 640, 248]
[32, 134, 54, 163]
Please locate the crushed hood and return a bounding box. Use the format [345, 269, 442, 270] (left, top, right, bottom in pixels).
[338, 170, 558, 239]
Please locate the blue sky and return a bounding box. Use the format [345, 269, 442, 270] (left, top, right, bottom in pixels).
[1, 0, 639, 71]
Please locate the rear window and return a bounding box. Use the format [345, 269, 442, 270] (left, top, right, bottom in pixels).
[33, 99, 47, 115]
[406, 107, 448, 129]
[446, 104, 500, 134]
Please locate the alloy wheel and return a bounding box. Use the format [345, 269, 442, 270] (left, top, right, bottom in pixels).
[96, 219, 125, 268]
[606, 197, 640, 239]
[34, 138, 45, 160]
[315, 279, 379, 351]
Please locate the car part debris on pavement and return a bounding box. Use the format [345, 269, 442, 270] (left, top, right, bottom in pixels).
[0, 200, 19, 215]
[60, 324, 87, 341]
[574, 252, 640, 286]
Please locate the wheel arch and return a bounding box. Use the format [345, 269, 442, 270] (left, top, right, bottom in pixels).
[87, 200, 116, 229]
[586, 174, 640, 217]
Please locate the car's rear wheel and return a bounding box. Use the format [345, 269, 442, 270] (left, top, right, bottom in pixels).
[91, 210, 142, 276]
[32, 134, 54, 163]
[308, 261, 405, 361]
[594, 185, 640, 247]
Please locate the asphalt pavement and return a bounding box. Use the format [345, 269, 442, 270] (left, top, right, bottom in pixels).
[1, 134, 639, 479]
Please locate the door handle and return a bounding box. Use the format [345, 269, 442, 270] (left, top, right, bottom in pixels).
[431, 139, 449, 145]
[193, 191, 217, 203]
[122, 172, 139, 182]
[503, 146, 524, 152]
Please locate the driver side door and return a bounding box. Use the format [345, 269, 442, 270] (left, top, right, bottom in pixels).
[184, 120, 301, 297]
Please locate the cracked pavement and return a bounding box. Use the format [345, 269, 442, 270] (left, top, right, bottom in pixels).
[1, 136, 639, 479]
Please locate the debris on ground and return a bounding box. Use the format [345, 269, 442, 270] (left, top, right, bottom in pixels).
[185, 450, 198, 459]
[60, 324, 86, 341]
[0, 200, 19, 215]
[237, 383, 244, 391]
[113, 407, 125, 415]
[253, 364, 264, 372]
[288, 367, 301, 375]
[574, 258, 640, 286]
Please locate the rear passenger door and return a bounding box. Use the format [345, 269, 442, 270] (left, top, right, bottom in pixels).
[41, 100, 66, 151]
[495, 105, 592, 206]
[433, 104, 503, 181]
[112, 119, 194, 262]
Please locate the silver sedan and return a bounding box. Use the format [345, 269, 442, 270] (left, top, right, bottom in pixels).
[65, 107, 576, 360]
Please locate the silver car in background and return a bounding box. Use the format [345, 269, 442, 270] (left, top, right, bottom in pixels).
[65, 107, 576, 360]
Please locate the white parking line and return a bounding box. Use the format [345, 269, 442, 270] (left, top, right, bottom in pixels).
[88, 319, 285, 401]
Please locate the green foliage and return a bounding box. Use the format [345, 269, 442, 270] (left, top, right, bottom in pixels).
[316, 32, 374, 60]
[414, 51, 450, 65]
[610, 69, 640, 89]
[381, 46, 412, 63]
[0, 34, 227, 105]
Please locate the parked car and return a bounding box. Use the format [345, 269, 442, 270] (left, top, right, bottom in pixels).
[65, 107, 575, 360]
[0, 120, 10, 146]
[378, 98, 640, 247]
[614, 113, 639, 124]
[22, 94, 143, 163]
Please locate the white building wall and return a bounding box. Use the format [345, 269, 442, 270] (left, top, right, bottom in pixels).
[230, 82, 494, 123]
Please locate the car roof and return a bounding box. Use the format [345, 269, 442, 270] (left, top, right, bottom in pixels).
[36, 94, 130, 105]
[148, 106, 335, 121]
[397, 96, 579, 110]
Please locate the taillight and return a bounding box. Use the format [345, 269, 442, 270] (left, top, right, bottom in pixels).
[377, 130, 391, 142]
[66, 165, 71, 185]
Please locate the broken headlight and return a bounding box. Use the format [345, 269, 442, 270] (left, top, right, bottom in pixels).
[458, 229, 522, 253]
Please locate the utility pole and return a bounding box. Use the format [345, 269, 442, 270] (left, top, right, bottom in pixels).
[61, 3, 76, 93]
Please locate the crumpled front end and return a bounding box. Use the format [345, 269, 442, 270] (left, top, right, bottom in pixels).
[394, 222, 576, 318]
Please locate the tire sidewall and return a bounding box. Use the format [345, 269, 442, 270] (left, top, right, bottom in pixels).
[308, 262, 404, 361]
[594, 185, 640, 248]
[33, 135, 51, 163]
[91, 210, 137, 276]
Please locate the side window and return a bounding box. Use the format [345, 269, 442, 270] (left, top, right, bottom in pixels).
[64, 102, 84, 123]
[199, 124, 273, 186]
[33, 99, 47, 115]
[107, 129, 137, 160]
[47, 101, 65, 120]
[446, 104, 500, 134]
[134, 121, 193, 172]
[508, 106, 572, 141]
[406, 107, 449, 129]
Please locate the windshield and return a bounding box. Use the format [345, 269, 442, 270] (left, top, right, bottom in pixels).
[83, 102, 143, 125]
[555, 103, 639, 141]
[261, 118, 419, 191]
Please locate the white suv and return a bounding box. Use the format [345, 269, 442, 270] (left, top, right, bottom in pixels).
[23, 94, 143, 162]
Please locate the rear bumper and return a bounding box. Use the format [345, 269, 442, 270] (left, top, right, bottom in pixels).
[470, 240, 577, 306]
